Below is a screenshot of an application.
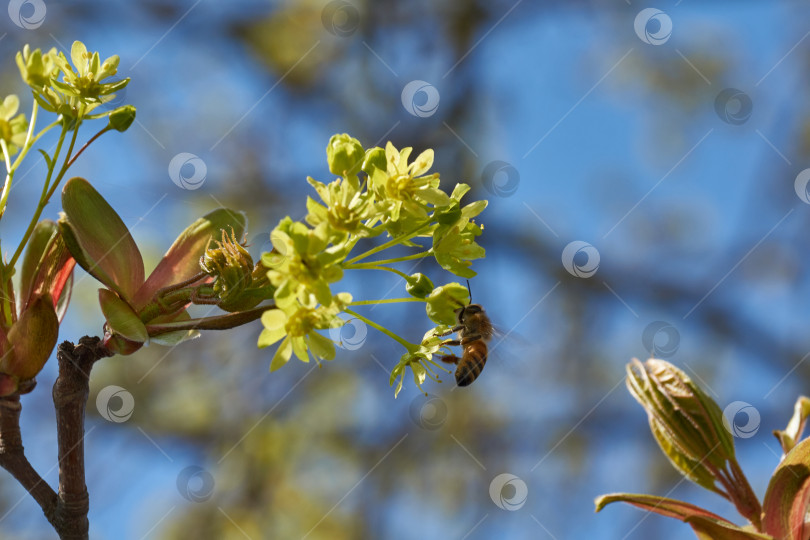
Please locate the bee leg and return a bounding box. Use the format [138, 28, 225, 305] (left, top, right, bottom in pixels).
[439, 354, 460, 365]
[435, 325, 464, 338]
[459, 333, 481, 345]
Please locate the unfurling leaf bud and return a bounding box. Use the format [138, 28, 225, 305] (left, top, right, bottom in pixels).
[626, 358, 735, 494]
[200, 229, 273, 312]
[201, 229, 252, 286]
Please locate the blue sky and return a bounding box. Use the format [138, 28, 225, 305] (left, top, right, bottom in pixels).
[0, 1, 809, 538]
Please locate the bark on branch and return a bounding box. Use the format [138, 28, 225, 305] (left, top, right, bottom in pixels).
[51, 337, 111, 540]
[0, 382, 58, 527]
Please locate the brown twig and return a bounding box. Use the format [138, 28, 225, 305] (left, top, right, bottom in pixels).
[0, 382, 58, 527]
[51, 337, 111, 540]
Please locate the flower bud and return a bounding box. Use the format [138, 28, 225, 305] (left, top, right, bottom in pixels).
[327, 134, 364, 177]
[108, 105, 136, 132]
[361, 146, 386, 175]
[425, 283, 469, 325]
[406, 273, 433, 299]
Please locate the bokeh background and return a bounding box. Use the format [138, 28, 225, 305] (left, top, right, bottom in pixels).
[0, 0, 808, 538]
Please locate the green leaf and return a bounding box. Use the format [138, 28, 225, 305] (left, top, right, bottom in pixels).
[649, 417, 719, 494]
[132, 208, 246, 308]
[61, 177, 144, 300]
[98, 289, 148, 343]
[762, 437, 810, 540]
[36, 149, 52, 172]
[596, 494, 772, 540]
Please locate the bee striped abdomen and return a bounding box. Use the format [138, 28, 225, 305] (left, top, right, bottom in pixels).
[455, 341, 488, 386]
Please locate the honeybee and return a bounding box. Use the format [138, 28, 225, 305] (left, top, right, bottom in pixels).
[437, 302, 494, 387]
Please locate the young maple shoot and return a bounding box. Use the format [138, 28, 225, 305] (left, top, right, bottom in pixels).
[597, 358, 810, 540]
[0, 40, 133, 394]
[257, 134, 488, 397]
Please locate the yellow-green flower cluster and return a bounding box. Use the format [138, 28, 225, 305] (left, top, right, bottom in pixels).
[258, 133, 488, 382]
[16, 41, 128, 118]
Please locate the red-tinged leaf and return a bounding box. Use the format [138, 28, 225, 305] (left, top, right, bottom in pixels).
[3, 297, 58, 379]
[58, 218, 119, 296]
[55, 273, 72, 323]
[60, 177, 144, 300]
[689, 517, 774, 540]
[596, 494, 772, 540]
[763, 437, 810, 540]
[596, 493, 733, 522]
[98, 289, 148, 343]
[131, 208, 247, 309]
[20, 221, 76, 316]
[20, 220, 56, 305]
[101, 332, 143, 356]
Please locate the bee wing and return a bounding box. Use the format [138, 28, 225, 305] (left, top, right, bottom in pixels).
[488, 325, 530, 349]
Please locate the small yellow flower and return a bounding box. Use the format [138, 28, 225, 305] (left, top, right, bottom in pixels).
[370, 142, 449, 222]
[0, 95, 28, 157]
[258, 294, 351, 371]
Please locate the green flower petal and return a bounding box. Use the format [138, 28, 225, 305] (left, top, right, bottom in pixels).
[258, 310, 287, 348]
[269, 337, 293, 371]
